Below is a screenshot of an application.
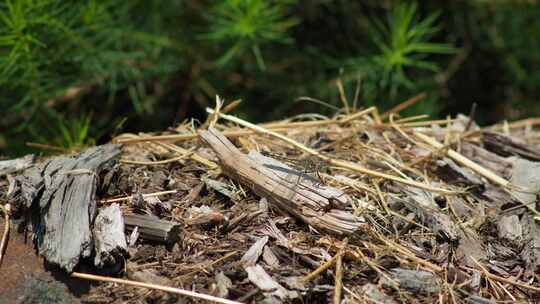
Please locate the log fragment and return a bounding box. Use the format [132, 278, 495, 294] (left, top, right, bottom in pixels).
[483, 131, 540, 161]
[199, 127, 364, 235]
[9, 144, 121, 272]
[124, 214, 181, 244]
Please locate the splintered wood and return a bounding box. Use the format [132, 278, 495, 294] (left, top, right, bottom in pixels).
[199, 127, 364, 235]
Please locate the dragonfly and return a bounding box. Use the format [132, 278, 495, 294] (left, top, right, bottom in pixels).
[260, 150, 342, 212]
[260, 151, 328, 184]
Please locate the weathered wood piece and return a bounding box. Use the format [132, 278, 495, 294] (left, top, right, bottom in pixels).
[123, 214, 181, 243]
[509, 157, 540, 208]
[0, 154, 34, 176]
[9, 144, 121, 272]
[382, 268, 441, 294]
[520, 213, 540, 275]
[460, 142, 512, 179]
[497, 215, 522, 242]
[245, 264, 298, 301]
[93, 203, 128, 269]
[358, 283, 398, 304]
[435, 158, 484, 189]
[199, 127, 365, 235]
[215, 271, 233, 299]
[241, 236, 268, 267]
[483, 131, 540, 161]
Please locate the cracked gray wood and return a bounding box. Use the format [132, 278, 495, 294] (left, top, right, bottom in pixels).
[199, 127, 365, 235]
[9, 144, 121, 272]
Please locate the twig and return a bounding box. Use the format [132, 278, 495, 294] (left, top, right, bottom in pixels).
[371, 230, 443, 273]
[338, 106, 376, 124]
[0, 204, 10, 267]
[115, 114, 455, 145]
[414, 132, 511, 188]
[381, 92, 427, 119]
[72, 272, 243, 304]
[399, 119, 460, 128]
[99, 190, 178, 204]
[26, 142, 69, 152]
[157, 142, 218, 169]
[395, 114, 430, 123]
[465, 102, 477, 131]
[336, 78, 350, 115]
[490, 118, 540, 131]
[302, 253, 340, 283]
[180, 251, 238, 278]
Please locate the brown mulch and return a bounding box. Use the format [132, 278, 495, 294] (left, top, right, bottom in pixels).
[3, 100, 540, 303]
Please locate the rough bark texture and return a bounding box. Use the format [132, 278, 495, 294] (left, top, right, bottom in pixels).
[199, 127, 365, 235]
[93, 203, 128, 270]
[9, 144, 121, 272]
[123, 214, 181, 243]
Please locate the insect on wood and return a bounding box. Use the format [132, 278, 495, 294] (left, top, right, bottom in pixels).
[259, 151, 328, 185]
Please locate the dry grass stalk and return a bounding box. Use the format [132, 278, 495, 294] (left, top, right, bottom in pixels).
[381, 92, 427, 119]
[72, 272, 243, 304]
[207, 108, 458, 194]
[120, 154, 192, 165]
[302, 252, 340, 284]
[333, 238, 348, 304]
[99, 190, 178, 204]
[414, 131, 511, 188]
[469, 258, 540, 293]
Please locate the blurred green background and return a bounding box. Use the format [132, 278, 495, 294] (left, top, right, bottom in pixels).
[1, 0, 539, 156]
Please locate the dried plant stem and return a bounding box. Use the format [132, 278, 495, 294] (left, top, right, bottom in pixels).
[381, 92, 427, 119]
[302, 253, 340, 283]
[0, 204, 10, 266]
[333, 239, 347, 304]
[180, 251, 238, 278]
[99, 190, 178, 204]
[120, 154, 191, 165]
[395, 114, 430, 123]
[491, 118, 540, 131]
[116, 111, 455, 145]
[399, 119, 460, 128]
[208, 109, 457, 194]
[414, 132, 511, 188]
[338, 106, 376, 123]
[116, 120, 338, 144]
[157, 142, 218, 169]
[26, 142, 69, 152]
[72, 272, 243, 304]
[469, 258, 540, 293]
[372, 231, 443, 273]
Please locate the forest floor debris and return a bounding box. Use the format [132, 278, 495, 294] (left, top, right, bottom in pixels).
[3, 98, 540, 303]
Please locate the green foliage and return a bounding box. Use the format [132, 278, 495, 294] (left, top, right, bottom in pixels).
[370, 3, 454, 87]
[0, 0, 183, 154]
[53, 113, 95, 150]
[341, 2, 455, 104]
[202, 0, 299, 70]
[26, 111, 96, 152]
[1, 0, 539, 156]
